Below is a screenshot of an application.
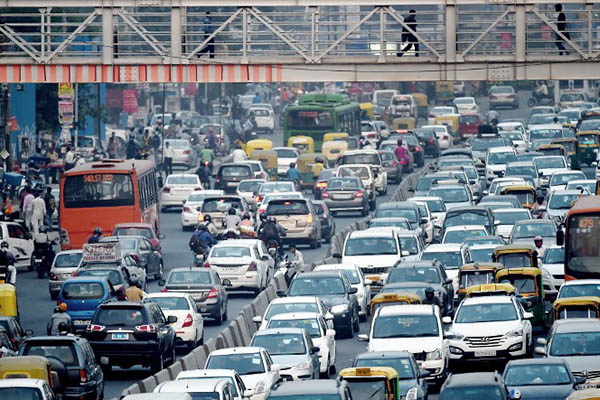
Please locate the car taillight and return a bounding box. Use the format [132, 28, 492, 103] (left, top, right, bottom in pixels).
[183, 150, 190, 154]
[367, 133, 376, 138]
[307, 214, 313, 223]
[80, 369, 87, 383]
[247, 262, 257, 272]
[415, 146, 420, 152]
[355, 190, 364, 198]
[194, 187, 202, 191]
[428, 138, 435, 145]
[161, 287, 168, 292]
[49, 273, 58, 281]
[322, 191, 330, 198]
[316, 182, 327, 189]
[162, 187, 170, 193]
[181, 313, 193, 328]
[258, 208, 265, 214]
[443, 135, 449, 140]
[215, 176, 221, 182]
[204, 262, 211, 268]
[183, 207, 191, 212]
[207, 287, 219, 298]
[391, 160, 398, 167]
[135, 324, 157, 333]
[86, 324, 105, 332]
[399, 158, 407, 165]
[256, 196, 263, 202]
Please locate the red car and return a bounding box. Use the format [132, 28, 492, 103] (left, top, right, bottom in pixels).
[459, 113, 482, 139]
[111, 223, 164, 253]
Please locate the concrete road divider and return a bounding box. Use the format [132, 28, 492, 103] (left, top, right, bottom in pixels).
[154, 369, 170, 384]
[140, 376, 157, 393]
[167, 360, 183, 380]
[180, 353, 199, 371]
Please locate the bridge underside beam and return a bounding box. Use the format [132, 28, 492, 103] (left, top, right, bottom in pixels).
[0, 61, 599, 83]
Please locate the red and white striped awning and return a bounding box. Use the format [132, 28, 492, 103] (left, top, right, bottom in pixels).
[0, 64, 284, 83]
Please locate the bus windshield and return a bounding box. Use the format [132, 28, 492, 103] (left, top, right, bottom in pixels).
[566, 213, 600, 279]
[63, 173, 134, 208]
[287, 110, 334, 130]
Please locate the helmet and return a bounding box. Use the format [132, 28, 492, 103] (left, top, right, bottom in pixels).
[0, 241, 8, 249]
[397, 138, 403, 146]
[57, 321, 69, 333]
[425, 287, 435, 295]
[203, 214, 212, 223]
[59, 303, 68, 312]
[289, 162, 296, 168]
[129, 133, 135, 139]
[536, 195, 544, 204]
[93, 227, 102, 235]
[197, 224, 208, 232]
[228, 207, 236, 215]
[242, 212, 250, 220]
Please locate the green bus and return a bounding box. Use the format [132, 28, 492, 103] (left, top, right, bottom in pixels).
[284, 93, 361, 151]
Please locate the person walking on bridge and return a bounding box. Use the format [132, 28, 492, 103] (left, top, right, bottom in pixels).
[555, 4, 570, 55]
[397, 10, 419, 57]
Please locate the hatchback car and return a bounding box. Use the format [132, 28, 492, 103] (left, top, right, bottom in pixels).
[154, 379, 236, 400]
[322, 177, 369, 217]
[266, 380, 352, 400]
[176, 369, 252, 400]
[215, 163, 254, 194]
[48, 250, 83, 300]
[160, 174, 203, 211]
[440, 372, 521, 400]
[180, 190, 226, 230]
[236, 180, 265, 210]
[164, 138, 197, 168]
[337, 164, 378, 208]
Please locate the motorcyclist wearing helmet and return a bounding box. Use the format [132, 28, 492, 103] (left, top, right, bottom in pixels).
[422, 287, 443, 310]
[125, 280, 146, 302]
[531, 194, 547, 218]
[534, 236, 546, 258]
[202, 214, 219, 237]
[189, 223, 217, 256]
[47, 303, 73, 335]
[258, 216, 286, 257]
[285, 162, 301, 185]
[225, 207, 242, 231]
[88, 227, 103, 243]
[0, 241, 16, 285]
[239, 213, 255, 237]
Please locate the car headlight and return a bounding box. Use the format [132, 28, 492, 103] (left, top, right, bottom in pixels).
[296, 360, 311, 370]
[406, 387, 419, 400]
[449, 331, 465, 340]
[426, 349, 442, 360]
[254, 381, 266, 394]
[541, 268, 553, 282]
[331, 304, 349, 314]
[507, 328, 524, 337]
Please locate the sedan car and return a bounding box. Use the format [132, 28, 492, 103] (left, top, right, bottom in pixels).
[322, 177, 369, 217]
[549, 171, 587, 192]
[378, 150, 402, 184]
[252, 296, 332, 331]
[454, 97, 480, 114]
[160, 174, 203, 211]
[311, 200, 336, 243]
[180, 190, 226, 230]
[48, 250, 83, 300]
[100, 236, 164, 280]
[164, 139, 197, 168]
[488, 85, 519, 109]
[273, 147, 300, 176]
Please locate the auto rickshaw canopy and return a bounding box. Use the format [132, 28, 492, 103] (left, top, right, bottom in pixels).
[287, 135, 315, 154]
[492, 245, 539, 269]
[466, 283, 517, 298]
[0, 283, 18, 318]
[370, 291, 422, 316]
[499, 185, 536, 208]
[0, 356, 54, 385]
[552, 296, 600, 320]
[245, 139, 273, 156]
[323, 132, 349, 143]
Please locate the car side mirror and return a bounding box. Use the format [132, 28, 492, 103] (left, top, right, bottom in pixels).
[408, 187, 415, 192]
[534, 346, 546, 356]
[537, 337, 547, 346]
[401, 250, 410, 257]
[494, 220, 501, 226]
[574, 376, 586, 386]
[420, 218, 428, 225]
[482, 190, 489, 195]
[271, 364, 281, 372]
[348, 287, 358, 295]
[252, 316, 263, 324]
[222, 279, 232, 287]
[332, 253, 342, 259]
[357, 334, 369, 342]
[261, 255, 269, 261]
[277, 290, 287, 297]
[556, 230, 564, 246]
[158, 279, 166, 287]
[325, 313, 334, 321]
[167, 315, 178, 324]
[419, 369, 431, 378]
[445, 279, 453, 285]
[523, 312, 534, 320]
[310, 346, 320, 354]
[242, 388, 255, 399]
[25, 329, 34, 336]
[508, 389, 522, 400]
[442, 316, 452, 324]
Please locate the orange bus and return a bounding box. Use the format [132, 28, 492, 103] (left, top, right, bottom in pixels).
[562, 195, 600, 280]
[59, 159, 160, 250]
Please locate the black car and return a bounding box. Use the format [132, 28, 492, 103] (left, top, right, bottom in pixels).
[311, 200, 336, 243]
[85, 301, 177, 374]
[267, 380, 352, 400]
[402, 134, 425, 167]
[214, 163, 254, 193]
[414, 127, 441, 157]
[0, 315, 32, 348]
[313, 169, 336, 200]
[19, 335, 104, 400]
[378, 150, 403, 185]
[353, 351, 429, 400]
[440, 372, 521, 400]
[285, 271, 360, 339]
[159, 267, 230, 324]
[387, 260, 454, 316]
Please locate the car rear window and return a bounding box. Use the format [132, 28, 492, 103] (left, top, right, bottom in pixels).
[339, 166, 369, 179]
[94, 307, 147, 326]
[167, 176, 198, 185]
[202, 198, 243, 212]
[168, 270, 212, 285]
[62, 282, 105, 299]
[114, 227, 153, 239]
[221, 165, 252, 177]
[327, 178, 360, 190]
[238, 181, 262, 192]
[54, 253, 83, 268]
[76, 270, 123, 286]
[22, 342, 78, 366]
[340, 153, 380, 165]
[266, 200, 309, 215]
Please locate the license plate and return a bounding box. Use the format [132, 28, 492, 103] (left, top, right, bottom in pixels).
[227, 182, 237, 187]
[74, 320, 90, 326]
[337, 194, 353, 200]
[112, 333, 129, 340]
[577, 384, 598, 390]
[35, 258, 43, 263]
[223, 267, 239, 272]
[474, 350, 496, 357]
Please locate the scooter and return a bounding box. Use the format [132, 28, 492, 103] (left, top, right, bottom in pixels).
[32, 242, 55, 279]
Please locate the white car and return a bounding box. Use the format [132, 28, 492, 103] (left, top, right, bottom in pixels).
[251, 107, 275, 134]
[358, 304, 449, 384]
[502, 130, 529, 154]
[253, 296, 332, 330]
[533, 156, 569, 187]
[207, 240, 273, 294]
[410, 196, 447, 232]
[492, 208, 532, 240]
[313, 263, 371, 320]
[154, 379, 236, 400]
[420, 243, 472, 293]
[390, 94, 417, 118]
[548, 170, 587, 192]
[441, 225, 488, 244]
[176, 369, 253, 400]
[256, 192, 304, 217]
[422, 125, 451, 150]
[444, 295, 533, 362]
[546, 190, 586, 222]
[565, 179, 596, 194]
[407, 200, 434, 243]
[255, 181, 297, 206]
[161, 174, 203, 211]
[340, 228, 403, 293]
[236, 179, 266, 209]
[361, 120, 380, 142]
[540, 246, 565, 295]
[557, 279, 600, 299]
[486, 146, 517, 183]
[427, 106, 458, 125]
[164, 138, 198, 168]
[181, 190, 225, 230]
[144, 292, 204, 351]
[265, 312, 336, 377]
[244, 160, 270, 181]
[205, 347, 281, 400]
[486, 177, 527, 196]
[0, 379, 56, 400]
[0, 221, 34, 270]
[273, 147, 300, 176]
[453, 97, 479, 114]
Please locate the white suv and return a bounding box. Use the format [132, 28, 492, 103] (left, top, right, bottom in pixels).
[358, 304, 449, 384]
[486, 146, 517, 183]
[444, 295, 533, 363]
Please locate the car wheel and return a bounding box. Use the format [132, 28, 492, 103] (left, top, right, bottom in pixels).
[214, 305, 224, 325]
[344, 322, 354, 339]
[310, 238, 318, 249]
[151, 353, 164, 373]
[361, 207, 368, 217]
[359, 310, 367, 322]
[222, 302, 228, 321]
[395, 173, 401, 185]
[154, 261, 164, 280]
[369, 199, 376, 211]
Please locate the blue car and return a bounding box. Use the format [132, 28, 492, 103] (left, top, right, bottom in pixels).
[58, 277, 118, 333]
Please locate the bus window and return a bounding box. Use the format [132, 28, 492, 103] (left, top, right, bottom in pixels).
[64, 173, 134, 208]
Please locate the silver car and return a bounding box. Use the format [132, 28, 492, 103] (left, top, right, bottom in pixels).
[101, 236, 164, 280]
[48, 250, 83, 300]
[323, 177, 369, 216]
[164, 138, 198, 168]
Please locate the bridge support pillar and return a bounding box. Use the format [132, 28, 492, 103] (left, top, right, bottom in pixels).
[171, 7, 182, 63]
[101, 7, 114, 64]
[515, 4, 526, 63]
[445, 3, 456, 64]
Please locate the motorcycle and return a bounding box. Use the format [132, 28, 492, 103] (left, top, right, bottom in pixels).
[219, 229, 240, 240]
[193, 250, 207, 267]
[527, 94, 554, 107]
[32, 241, 56, 279]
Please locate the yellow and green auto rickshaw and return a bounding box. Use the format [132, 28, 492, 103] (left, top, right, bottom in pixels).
[322, 140, 348, 163]
[552, 296, 600, 320]
[249, 150, 278, 180]
[323, 132, 349, 144]
[500, 185, 536, 209]
[392, 117, 417, 130]
[496, 267, 545, 325]
[297, 153, 323, 188]
[466, 283, 517, 298]
[457, 263, 504, 303]
[360, 103, 374, 120]
[369, 292, 422, 317]
[245, 139, 273, 157]
[0, 356, 56, 386]
[338, 367, 402, 400]
[576, 131, 600, 167]
[552, 137, 579, 169]
[435, 81, 454, 104]
[492, 245, 539, 269]
[287, 136, 315, 154]
[411, 93, 429, 119]
[0, 284, 18, 319]
[434, 115, 459, 138]
[536, 143, 569, 158]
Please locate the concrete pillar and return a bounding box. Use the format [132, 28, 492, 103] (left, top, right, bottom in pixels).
[515, 4, 526, 62]
[101, 7, 114, 64]
[445, 3, 456, 63]
[171, 7, 182, 63]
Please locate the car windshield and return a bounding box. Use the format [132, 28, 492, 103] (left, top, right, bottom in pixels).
[54, 253, 83, 268]
[543, 247, 564, 264]
[530, 129, 563, 140]
[534, 157, 566, 170]
[114, 227, 153, 239]
[549, 332, 600, 356]
[420, 251, 462, 269]
[456, 303, 517, 323]
[373, 315, 439, 338]
[529, 115, 556, 125]
[211, 246, 251, 258]
[345, 379, 388, 400]
[167, 176, 198, 185]
[552, 173, 585, 186]
[387, 267, 441, 284]
[221, 166, 252, 177]
[339, 166, 370, 180]
[146, 296, 189, 311]
[61, 282, 105, 299]
[341, 153, 380, 165]
[0, 388, 45, 400]
[288, 277, 346, 296]
[472, 138, 507, 151]
[566, 181, 595, 192]
[22, 342, 78, 365]
[558, 283, 600, 299]
[498, 277, 536, 293]
[561, 93, 585, 102]
[207, 353, 265, 375]
[465, 237, 503, 246]
[579, 120, 600, 130]
[512, 222, 555, 238]
[428, 187, 469, 203]
[399, 237, 420, 255]
[238, 181, 263, 192]
[505, 165, 536, 178]
[488, 151, 516, 165]
[461, 271, 495, 288]
[274, 149, 298, 158]
[444, 229, 486, 244]
[165, 140, 189, 148]
[549, 193, 580, 210]
[370, 219, 411, 230]
[260, 183, 295, 194]
[490, 86, 513, 94]
[76, 270, 122, 286]
[252, 333, 307, 356]
[265, 302, 319, 320]
[431, 107, 455, 115]
[470, 247, 494, 263]
[381, 285, 427, 298]
[94, 307, 147, 326]
[578, 134, 600, 145]
[267, 200, 309, 216]
[416, 176, 440, 192]
[420, 199, 445, 212]
[441, 386, 503, 400]
[354, 357, 416, 379]
[115, 238, 136, 250]
[344, 237, 398, 256]
[504, 131, 524, 141]
[316, 268, 360, 284]
[445, 211, 490, 228]
[168, 270, 212, 285]
[504, 364, 572, 386]
[268, 318, 321, 338]
[493, 211, 530, 225]
[202, 198, 243, 213]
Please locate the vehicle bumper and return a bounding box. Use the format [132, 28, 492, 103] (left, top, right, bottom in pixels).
[331, 310, 352, 331]
[161, 194, 190, 206]
[174, 327, 198, 343]
[89, 342, 160, 364]
[194, 300, 221, 318]
[280, 366, 315, 381]
[416, 358, 446, 381]
[448, 337, 527, 361]
[49, 279, 66, 295]
[181, 211, 200, 227]
[281, 230, 317, 244]
[217, 272, 261, 290]
[62, 383, 98, 400]
[324, 199, 365, 211]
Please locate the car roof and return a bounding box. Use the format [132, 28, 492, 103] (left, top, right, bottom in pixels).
[209, 347, 264, 356]
[176, 369, 238, 379]
[553, 319, 600, 333]
[268, 312, 320, 321]
[492, 208, 529, 214]
[549, 190, 586, 196]
[145, 292, 192, 299]
[269, 296, 320, 304]
[506, 358, 568, 367]
[296, 271, 344, 279]
[411, 196, 444, 202]
[514, 219, 554, 225]
[445, 225, 488, 232]
[355, 351, 414, 360]
[378, 201, 419, 209]
[423, 243, 464, 252]
[156, 379, 229, 392]
[313, 264, 357, 271]
[113, 223, 153, 229]
[270, 380, 342, 395]
[446, 372, 502, 387]
[63, 276, 111, 284]
[378, 304, 436, 316]
[348, 228, 397, 238]
[488, 146, 515, 153]
[506, 161, 534, 167]
[462, 295, 513, 305]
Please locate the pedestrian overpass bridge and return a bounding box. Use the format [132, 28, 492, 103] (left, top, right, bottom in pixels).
[0, 0, 599, 83]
